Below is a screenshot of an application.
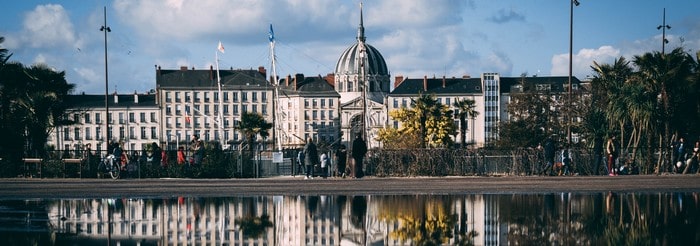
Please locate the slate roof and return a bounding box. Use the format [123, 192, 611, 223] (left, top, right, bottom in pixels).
[390, 76, 582, 96]
[64, 94, 157, 109]
[500, 76, 581, 94]
[390, 77, 483, 96]
[156, 68, 271, 89]
[278, 75, 340, 98]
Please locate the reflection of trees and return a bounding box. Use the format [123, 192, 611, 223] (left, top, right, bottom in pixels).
[234, 214, 272, 238]
[378, 195, 477, 245]
[503, 192, 700, 245]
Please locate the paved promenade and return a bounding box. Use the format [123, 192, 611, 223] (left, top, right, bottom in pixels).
[1, 175, 699, 199]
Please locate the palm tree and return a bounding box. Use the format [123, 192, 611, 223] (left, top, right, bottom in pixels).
[238, 112, 272, 150]
[411, 93, 439, 148]
[452, 98, 479, 148]
[633, 48, 695, 173]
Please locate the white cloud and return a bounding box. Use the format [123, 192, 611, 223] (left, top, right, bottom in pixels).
[551, 45, 620, 78]
[22, 4, 78, 48]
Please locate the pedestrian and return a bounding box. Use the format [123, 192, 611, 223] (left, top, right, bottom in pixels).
[560, 148, 571, 176]
[161, 148, 168, 168]
[150, 142, 162, 166]
[303, 138, 318, 179]
[606, 135, 619, 176]
[673, 137, 687, 172]
[191, 135, 204, 165]
[336, 145, 348, 178]
[541, 138, 555, 176]
[177, 146, 186, 165]
[683, 139, 699, 174]
[320, 152, 329, 179]
[593, 136, 604, 175]
[297, 149, 305, 175]
[352, 134, 367, 178]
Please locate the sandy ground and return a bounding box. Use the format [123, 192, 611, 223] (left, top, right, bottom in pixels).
[1, 174, 699, 199]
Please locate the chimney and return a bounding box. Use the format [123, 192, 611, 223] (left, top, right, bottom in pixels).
[180, 66, 188, 71]
[462, 74, 471, 79]
[325, 73, 335, 87]
[134, 91, 139, 103]
[423, 75, 428, 92]
[295, 73, 304, 87]
[114, 92, 119, 104]
[442, 76, 446, 88]
[258, 66, 267, 78]
[209, 65, 213, 81]
[394, 75, 404, 89]
[155, 65, 161, 76]
[286, 74, 291, 87]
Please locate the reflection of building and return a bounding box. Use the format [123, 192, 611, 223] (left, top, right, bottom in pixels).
[44, 195, 507, 245]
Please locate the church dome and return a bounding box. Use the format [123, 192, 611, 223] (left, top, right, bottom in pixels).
[334, 42, 388, 76]
[334, 4, 388, 77]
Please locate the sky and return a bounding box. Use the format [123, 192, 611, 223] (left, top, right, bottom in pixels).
[2, 0, 700, 94]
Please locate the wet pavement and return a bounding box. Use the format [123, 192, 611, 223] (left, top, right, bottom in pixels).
[1, 175, 699, 199]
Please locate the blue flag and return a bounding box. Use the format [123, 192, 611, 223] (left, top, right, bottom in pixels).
[268, 24, 274, 42]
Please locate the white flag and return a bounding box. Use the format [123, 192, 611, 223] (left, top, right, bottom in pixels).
[217, 41, 225, 53]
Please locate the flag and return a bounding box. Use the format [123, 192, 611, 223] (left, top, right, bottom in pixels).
[185, 109, 191, 123]
[217, 41, 225, 53]
[268, 24, 274, 42]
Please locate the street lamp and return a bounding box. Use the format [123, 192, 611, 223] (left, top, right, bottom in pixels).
[567, 0, 579, 148]
[657, 8, 671, 54]
[100, 6, 111, 150]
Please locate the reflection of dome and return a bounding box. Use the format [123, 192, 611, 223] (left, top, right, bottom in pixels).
[335, 42, 388, 76]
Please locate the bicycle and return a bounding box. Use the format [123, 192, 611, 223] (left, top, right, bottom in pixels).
[99, 154, 121, 179]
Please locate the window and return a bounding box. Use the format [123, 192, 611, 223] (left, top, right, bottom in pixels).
[261, 92, 267, 102]
[119, 113, 125, 124]
[74, 127, 80, 140]
[119, 127, 125, 140]
[321, 99, 326, 108]
[231, 105, 237, 115]
[96, 127, 102, 140]
[73, 114, 80, 123]
[85, 127, 92, 140]
[252, 92, 258, 102]
[129, 112, 135, 123]
[129, 127, 136, 139]
[393, 99, 398, 108]
[252, 104, 258, 113]
[312, 99, 317, 108]
[304, 99, 309, 108]
[165, 92, 171, 102]
[241, 92, 248, 102]
[150, 112, 156, 122]
[95, 113, 101, 124]
[175, 92, 181, 102]
[262, 104, 267, 115]
[151, 127, 157, 139]
[329, 99, 334, 107]
[63, 127, 70, 140]
[85, 114, 91, 123]
[140, 127, 146, 139]
[185, 92, 191, 102]
[140, 112, 146, 123]
[194, 92, 200, 102]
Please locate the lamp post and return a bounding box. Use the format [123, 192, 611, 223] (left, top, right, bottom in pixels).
[100, 6, 111, 150]
[567, 0, 579, 148]
[657, 8, 671, 55]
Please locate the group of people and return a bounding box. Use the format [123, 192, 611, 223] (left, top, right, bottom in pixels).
[297, 134, 367, 179]
[539, 138, 573, 176]
[672, 137, 700, 174]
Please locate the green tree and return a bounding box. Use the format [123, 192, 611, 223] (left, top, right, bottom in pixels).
[497, 76, 560, 148]
[379, 93, 455, 148]
[452, 98, 479, 148]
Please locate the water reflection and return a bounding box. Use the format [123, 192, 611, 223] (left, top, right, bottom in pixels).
[0, 192, 698, 245]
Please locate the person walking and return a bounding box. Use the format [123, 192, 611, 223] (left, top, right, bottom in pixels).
[303, 138, 318, 179]
[320, 152, 329, 179]
[541, 138, 556, 176]
[606, 135, 619, 176]
[177, 146, 186, 165]
[352, 134, 368, 178]
[335, 145, 348, 178]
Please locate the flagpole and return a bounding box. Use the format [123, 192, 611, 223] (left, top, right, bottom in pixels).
[269, 24, 282, 153]
[216, 43, 225, 149]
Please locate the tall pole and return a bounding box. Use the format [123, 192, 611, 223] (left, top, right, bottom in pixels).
[100, 6, 111, 152]
[657, 8, 671, 55]
[568, 0, 579, 148]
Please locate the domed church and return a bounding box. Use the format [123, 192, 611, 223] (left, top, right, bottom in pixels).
[334, 3, 390, 149]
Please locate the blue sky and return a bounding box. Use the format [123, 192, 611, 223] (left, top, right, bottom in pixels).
[2, 0, 699, 94]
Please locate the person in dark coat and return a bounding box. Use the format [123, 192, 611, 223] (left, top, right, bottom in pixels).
[336, 145, 348, 178]
[303, 138, 318, 179]
[352, 134, 368, 178]
[540, 138, 556, 176]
